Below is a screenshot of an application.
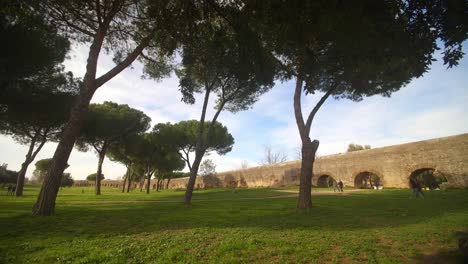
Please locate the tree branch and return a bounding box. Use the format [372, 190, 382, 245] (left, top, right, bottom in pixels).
[293, 75, 307, 139]
[304, 86, 338, 136]
[30, 135, 47, 163]
[95, 29, 155, 88]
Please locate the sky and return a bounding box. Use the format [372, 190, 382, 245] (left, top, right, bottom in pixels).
[1, 43, 467, 180]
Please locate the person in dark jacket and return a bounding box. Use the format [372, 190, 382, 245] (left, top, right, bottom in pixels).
[337, 180, 344, 192]
[410, 178, 424, 198]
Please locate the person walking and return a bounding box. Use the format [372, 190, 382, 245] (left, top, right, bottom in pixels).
[410, 178, 424, 198]
[415, 178, 425, 198]
[332, 180, 338, 192]
[337, 180, 344, 192]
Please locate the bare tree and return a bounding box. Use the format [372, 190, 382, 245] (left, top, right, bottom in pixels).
[261, 145, 288, 165]
[240, 160, 249, 170]
[199, 159, 216, 176]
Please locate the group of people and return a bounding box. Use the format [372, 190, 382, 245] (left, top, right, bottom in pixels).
[6, 184, 16, 196]
[409, 178, 425, 198]
[333, 180, 344, 192]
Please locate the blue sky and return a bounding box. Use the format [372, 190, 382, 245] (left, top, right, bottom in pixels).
[1, 43, 467, 180]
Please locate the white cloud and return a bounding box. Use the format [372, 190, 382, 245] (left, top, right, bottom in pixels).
[2, 43, 468, 180]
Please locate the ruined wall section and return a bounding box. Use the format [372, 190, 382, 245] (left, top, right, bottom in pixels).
[313, 133, 468, 187]
[168, 133, 468, 189]
[72, 134, 468, 189]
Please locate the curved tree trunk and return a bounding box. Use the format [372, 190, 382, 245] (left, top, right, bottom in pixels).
[293, 72, 335, 209]
[32, 91, 94, 215]
[122, 164, 131, 193]
[156, 178, 160, 192]
[165, 178, 171, 189]
[31, 26, 107, 215]
[16, 162, 30, 197]
[15, 136, 37, 196]
[31, 21, 151, 215]
[297, 139, 319, 209]
[184, 153, 203, 204]
[16, 133, 47, 196]
[95, 143, 107, 195]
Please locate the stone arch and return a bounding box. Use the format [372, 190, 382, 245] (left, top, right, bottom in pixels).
[313, 171, 334, 186]
[316, 174, 336, 187]
[354, 170, 383, 189]
[409, 167, 447, 189]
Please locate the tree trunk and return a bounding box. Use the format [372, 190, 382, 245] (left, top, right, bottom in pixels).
[15, 161, 30, 196]
[293, 74, 329, 209]
[121, 175, 127, 193]
[30, 19, 151, 215]
[139, 178, 144, 192]
[160, 179, 164, 190]
[184, 153, 203, 204]
[166, 178, 171, 189]
[146, 171, 151, 194]
[122, 164, 132, 193]
[127, 177, 132, 193]
[32, 89, 97, 215]
[297, 139, 319, 209]
[31, 26, 108, 216]
[16, 132, 48, 196]
[95, 143, 107, 195]
[15, 135, 38, 196]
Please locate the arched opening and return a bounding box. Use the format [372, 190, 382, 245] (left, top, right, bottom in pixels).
[354, 171, 382, 189]
[409, 168, 447, 190]
[317, 175, 336, 187]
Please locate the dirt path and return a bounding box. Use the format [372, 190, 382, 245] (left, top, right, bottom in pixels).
[276, 189, 364, 196]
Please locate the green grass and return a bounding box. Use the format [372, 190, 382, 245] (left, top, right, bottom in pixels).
[0, 186, 467, 263]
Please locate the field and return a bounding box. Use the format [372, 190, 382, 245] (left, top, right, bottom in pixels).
[0, 186, 467, 263]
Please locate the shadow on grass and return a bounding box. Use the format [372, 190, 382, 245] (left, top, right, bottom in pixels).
[411, 248, 466, 264]
[1, 189, 467, 241]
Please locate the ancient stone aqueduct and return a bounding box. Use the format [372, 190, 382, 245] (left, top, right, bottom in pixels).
[74, 133, 468, 189]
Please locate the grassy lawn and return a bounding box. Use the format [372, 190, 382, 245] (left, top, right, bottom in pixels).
[0, 186, 467, 263]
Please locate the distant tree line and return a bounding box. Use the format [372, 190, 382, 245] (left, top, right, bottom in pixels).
[347, 144, 372, 152]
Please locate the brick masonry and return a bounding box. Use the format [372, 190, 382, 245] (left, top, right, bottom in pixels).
[74, 133, 468, 189]
[167, 133, 468, 189]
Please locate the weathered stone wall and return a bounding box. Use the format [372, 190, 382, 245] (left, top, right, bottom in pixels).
[73, 179, 167, 190]
[168, 133, 468, 189]
[74, 180, 124, 188]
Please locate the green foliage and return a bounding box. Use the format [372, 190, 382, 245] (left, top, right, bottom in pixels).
[0, 1, 79, 148]
[199, 159, 217, 177]
[60, 173, 74, 187]
[107, 136, 141, 167]
[0, 1, 71, 103]
[174, 3, 277, 112]
[347, 144, 371, 152]
[170, 171, 190, 179]
[33, 159, 69, 183]
[77, 101, 151, 153]
[1, 187, 467, 263]
[86, 173, 105, 181]
[0, 164, 17, 185]
[244, 0, 467, 100]
[107, 132, 184, 184]
[154, 120, 234, 161]
[32, 159, 52, 183]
